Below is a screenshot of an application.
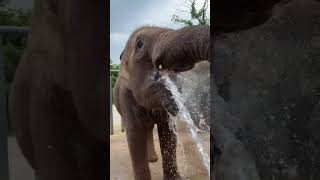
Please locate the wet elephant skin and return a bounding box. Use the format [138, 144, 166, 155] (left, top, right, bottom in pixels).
[113, 26, 209, 180]
[9, 1, 108, 180]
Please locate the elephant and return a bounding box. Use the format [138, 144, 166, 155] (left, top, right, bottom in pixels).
[159, 0, 320, 179]
[9, 1, 108, 180]
[113, 25, 209, 180]
[212, 1, 320, 179]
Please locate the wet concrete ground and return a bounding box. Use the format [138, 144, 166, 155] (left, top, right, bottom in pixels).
[8, 136, 35, 180]
[110, 106, 210, 180]
[7, 106, 209, 180]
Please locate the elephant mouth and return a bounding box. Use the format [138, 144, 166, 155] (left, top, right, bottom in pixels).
[151, 73, 179, 116]
[150, 108, 170, 124]
[137, 70, 179, 116]
[160, 93, 178, 116]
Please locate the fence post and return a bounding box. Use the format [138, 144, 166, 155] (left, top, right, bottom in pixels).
[110, 73, 113, 135]
[0, 35, 9, 180]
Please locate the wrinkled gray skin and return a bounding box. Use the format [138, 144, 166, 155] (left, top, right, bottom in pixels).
[153, 26, 210, 72]
[160, 0, 320, 179]
[9, 1, 108, 180]
[213, 1, 320, 179]
[113, 26, 209, 180]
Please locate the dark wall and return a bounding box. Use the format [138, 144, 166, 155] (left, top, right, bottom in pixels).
[214, 0, 320, 179]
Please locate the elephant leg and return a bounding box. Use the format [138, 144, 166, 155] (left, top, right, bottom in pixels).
[125, 122, 151, 180]
[147, 125, 158, 162]
[35, 173, 40, 180]
[29, 92, 80, 180]
[72, 132, 108, 180]
[30, 135, 79, 180]
[77, 148, 107, 180]
[157, 121, 181, 180]
[9, 83, 36, 169]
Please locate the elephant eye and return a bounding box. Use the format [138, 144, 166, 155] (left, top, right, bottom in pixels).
[136, 39, 143, 49]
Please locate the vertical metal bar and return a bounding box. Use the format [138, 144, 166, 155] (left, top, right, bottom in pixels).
[0, 35, 9, 180]
[110, 73, 113, 135]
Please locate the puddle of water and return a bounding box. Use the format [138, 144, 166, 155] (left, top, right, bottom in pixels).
[161, 74, 210, 178]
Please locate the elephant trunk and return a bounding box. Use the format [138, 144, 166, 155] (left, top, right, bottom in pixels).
[153, 26, 210, 72]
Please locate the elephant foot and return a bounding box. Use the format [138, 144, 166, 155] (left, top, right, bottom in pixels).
[163, 173, 182, 180]
[148, 151, 158, 162]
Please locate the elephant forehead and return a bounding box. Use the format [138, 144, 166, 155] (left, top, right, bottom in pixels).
[132, 26, 171, 35]
[127, 26, 173, 44]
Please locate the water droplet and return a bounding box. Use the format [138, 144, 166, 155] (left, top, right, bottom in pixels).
[160, 74, 210, 176]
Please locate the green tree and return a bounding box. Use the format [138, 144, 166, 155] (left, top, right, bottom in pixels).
[110, 59, 120, 91]
[0, 0, 8, 7]
[3, 43, 24, 85]
[0, 4, 32, 26]
[171, 0, 209, 26]
[0, 1, 32, 87]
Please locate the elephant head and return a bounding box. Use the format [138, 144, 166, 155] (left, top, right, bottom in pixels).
[118, 26, 210, 114]
[152, 26, 210, 72]
[152, 1, 293, 74]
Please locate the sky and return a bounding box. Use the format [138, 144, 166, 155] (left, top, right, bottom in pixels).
[7, 0, 33, 9]
[111, 0, 210, 64]
[6, 0, 210, 65]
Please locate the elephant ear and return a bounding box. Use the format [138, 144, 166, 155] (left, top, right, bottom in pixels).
[119, 50, 124, 61]
[213, 0, 290, 33]
[119, 49, 129, 66]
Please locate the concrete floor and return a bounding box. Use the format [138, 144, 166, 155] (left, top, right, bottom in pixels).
[8, 136, 35, 180]
[6, 106, 122, 180]
[7, 106, 209, 180]
[110, 106, 210, 180]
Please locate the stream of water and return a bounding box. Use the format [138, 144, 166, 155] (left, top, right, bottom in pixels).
[161, 74, 210, 177]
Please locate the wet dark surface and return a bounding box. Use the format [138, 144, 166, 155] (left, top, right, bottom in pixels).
[213, 0, 320, 179]
[8, 136, 35, 180]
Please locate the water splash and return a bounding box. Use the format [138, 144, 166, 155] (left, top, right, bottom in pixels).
[169, 117, 190, 177]
[161, 74, 210, 176]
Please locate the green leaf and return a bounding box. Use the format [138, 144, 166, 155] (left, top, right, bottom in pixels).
[171, 0, 210, 26]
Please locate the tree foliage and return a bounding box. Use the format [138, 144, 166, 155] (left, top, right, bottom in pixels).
[171, 0, 210, 26]
[0, 0, 7, 8]
[3, 42, 25, 85]
[0, 3, 32, 26]
[0, 2, 32, 87]
[110, 60, 120, 91]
